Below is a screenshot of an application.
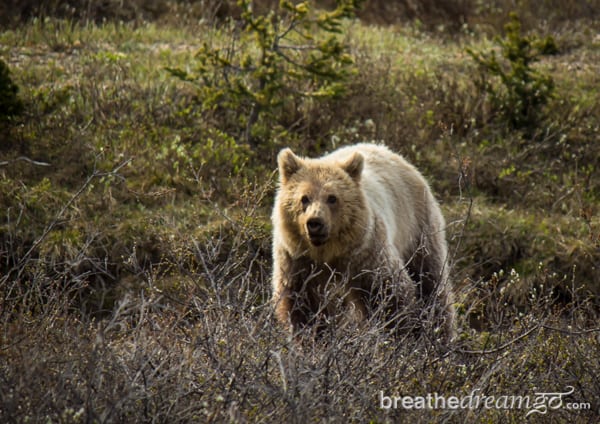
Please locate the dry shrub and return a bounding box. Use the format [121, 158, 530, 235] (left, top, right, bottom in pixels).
[2, 179, 599, 422]
[0, 0, 169, 25]
[4, 0, 599, 31]
[356, 0, 472, 28]
[2, 202, 599, 422]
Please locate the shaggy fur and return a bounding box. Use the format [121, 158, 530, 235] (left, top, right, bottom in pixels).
[271, 143, 454, 339]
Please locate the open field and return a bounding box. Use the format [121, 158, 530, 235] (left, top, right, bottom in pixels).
[1, 1, 599, 422]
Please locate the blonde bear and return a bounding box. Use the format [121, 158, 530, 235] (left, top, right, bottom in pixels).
[271, 143, 454, 339]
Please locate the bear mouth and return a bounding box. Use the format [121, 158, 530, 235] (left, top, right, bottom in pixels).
[309, 235, 328, 246]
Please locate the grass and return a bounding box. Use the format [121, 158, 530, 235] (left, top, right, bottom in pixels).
[1, 3, 599, 422]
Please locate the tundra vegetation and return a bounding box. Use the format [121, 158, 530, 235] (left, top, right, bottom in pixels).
[1, 0, 599, 422]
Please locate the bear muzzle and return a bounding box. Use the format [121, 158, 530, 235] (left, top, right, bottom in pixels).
[306, 217, 329, 246]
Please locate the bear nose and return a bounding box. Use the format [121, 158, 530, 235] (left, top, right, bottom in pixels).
[306, 218, 325, 236]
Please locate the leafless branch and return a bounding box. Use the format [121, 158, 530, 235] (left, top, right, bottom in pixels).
[0, 156, 51, 167]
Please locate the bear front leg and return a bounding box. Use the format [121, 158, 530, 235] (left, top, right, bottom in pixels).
[273, 284, 312, 332]
[272, 250, 312, 334]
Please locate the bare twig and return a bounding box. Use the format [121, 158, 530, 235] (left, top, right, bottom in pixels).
[0, 156, 51, 167]
[1, 157, 131, 286]
[540, 324, 600, 335]
[456, 322, 542, 355]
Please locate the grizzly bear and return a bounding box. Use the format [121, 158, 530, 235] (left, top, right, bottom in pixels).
[271, 143, 454, 339]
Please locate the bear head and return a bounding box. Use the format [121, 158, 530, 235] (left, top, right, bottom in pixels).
[276, 148, 369, 263]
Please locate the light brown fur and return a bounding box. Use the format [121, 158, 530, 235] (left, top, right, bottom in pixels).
[271, 143, 455, 339]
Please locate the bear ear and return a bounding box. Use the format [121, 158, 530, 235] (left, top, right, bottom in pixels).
[278, 148, 303, 183]
[341, 152, 364, 182]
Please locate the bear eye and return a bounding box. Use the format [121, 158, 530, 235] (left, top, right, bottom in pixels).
[327, 195, 337, 204]
[301, 195, 310, 206]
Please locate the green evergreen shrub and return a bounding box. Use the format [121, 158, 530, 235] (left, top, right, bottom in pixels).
[0, 59, 23, 124]
[167, 0, 361, 146]
[467, 13, 558, 130]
